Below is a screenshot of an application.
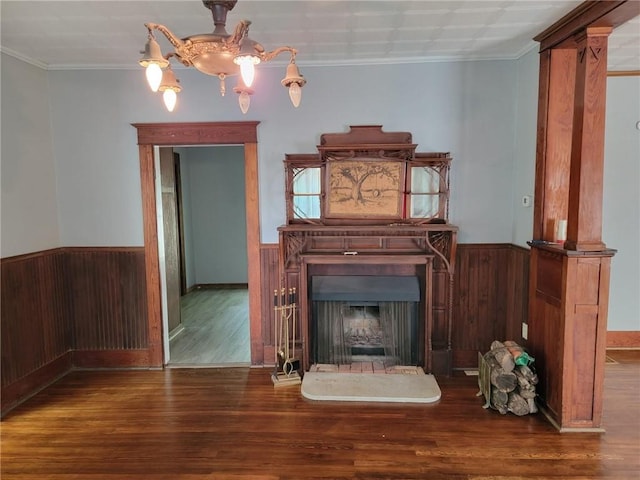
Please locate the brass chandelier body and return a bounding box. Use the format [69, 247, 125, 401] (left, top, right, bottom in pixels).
[139, 0, 306, 113]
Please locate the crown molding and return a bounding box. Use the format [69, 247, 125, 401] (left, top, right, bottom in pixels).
[1, 46, 48, 69]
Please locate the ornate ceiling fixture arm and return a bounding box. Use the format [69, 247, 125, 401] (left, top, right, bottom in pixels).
[226, 19, 252, 47]
[260, 46, 297, 63]
[144, 23, 185, 51]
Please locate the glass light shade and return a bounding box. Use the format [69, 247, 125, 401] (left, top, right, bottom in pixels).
[163, 89, 177, 112]
[288, 82, 302, 107]
[238, 91, 251, 114]
[146, 63, 163, 92]
[238, 58, 256, 87]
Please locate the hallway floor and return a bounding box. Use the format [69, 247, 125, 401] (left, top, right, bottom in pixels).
[168, 288, 250, 366]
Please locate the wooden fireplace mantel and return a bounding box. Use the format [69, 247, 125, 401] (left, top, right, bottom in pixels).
[276, 126, 458, 375]
[278, 224, 458, 375]
[278, 224, 458, 273]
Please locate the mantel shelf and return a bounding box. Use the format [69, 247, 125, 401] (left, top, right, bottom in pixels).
[278, 224, 459, 232]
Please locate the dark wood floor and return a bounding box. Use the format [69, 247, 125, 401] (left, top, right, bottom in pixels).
[2, 350, 639, 479]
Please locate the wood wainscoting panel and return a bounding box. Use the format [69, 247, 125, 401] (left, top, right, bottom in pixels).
[505, 245, 530, 342]
[72, 349, 150, 368]
[65, 248, 149, 355]
[528, 245, 615, 430]
[261, 242, 532, 371]
[1, 247, 149, 415]
[453, 244, 530, 369]
[453, 244, 509, 368]
[1, 250, 69, 385]
[1, 249, 70, 413]
[535, 249, 564, 306]
[260, 244, 281, 365]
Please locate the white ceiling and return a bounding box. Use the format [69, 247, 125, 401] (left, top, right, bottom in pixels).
[1, 1, 638, 71]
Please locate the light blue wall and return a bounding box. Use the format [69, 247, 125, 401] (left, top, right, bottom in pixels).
[43, 60, 517, 245]
[511, 48, 538, 247]
[1, 54, 60, 257]
[181, 146, 248, 285]
[603, 76, 640, 331]
[1, 51, 637, 331]
[47, 68, 146, 247]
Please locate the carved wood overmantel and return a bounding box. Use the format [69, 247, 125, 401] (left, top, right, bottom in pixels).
[276, 126, 458, 375]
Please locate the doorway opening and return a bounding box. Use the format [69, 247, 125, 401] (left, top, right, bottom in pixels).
[157, 145, 250, 366]
[133, 121, 263, 368]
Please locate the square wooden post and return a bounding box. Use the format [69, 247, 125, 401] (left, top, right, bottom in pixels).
[565, 27, 612, 252]
[530, 19, 617, 431]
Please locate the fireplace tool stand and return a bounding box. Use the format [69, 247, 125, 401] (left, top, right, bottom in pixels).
[272, 287, 301, 387]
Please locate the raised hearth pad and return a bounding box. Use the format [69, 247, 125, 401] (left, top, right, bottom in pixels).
[301, 368, 441, 403]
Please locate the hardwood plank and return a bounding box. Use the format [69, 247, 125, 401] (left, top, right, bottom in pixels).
[1, 352, 638, 479]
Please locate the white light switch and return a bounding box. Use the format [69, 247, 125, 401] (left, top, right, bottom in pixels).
[522, 195, 532, 207]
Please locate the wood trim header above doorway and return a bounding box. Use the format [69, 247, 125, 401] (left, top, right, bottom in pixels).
[132, 121, 262, 367]
[133, 121, 259, 145]
[534, 0, 639, 52]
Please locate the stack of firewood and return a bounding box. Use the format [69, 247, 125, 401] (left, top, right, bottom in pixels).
[478, 340, 538, 416]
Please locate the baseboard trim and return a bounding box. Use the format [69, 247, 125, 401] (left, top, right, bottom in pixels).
[537, 402, 605, 433]
[607, 331, 640, 348]
[169, 324, 185, 341]
[72, 349, 151, 368]
[1, 351, 73, 417]
[193, 283, 249, 290]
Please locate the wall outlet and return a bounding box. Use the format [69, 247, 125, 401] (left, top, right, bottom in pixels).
[522, 322, 528, 340]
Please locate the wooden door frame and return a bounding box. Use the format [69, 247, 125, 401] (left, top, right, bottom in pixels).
[173, 152, 188, 296]
[133, 122, 262, 367]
